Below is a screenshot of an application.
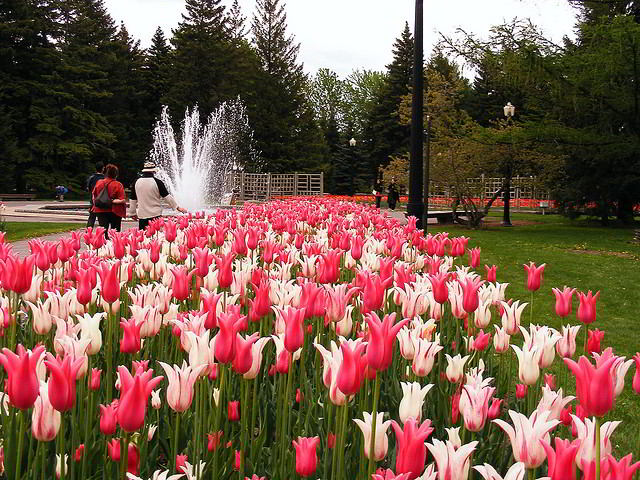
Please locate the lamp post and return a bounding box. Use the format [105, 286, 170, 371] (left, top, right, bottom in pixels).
[502, 102, 515, 227]
[422, 114, 431, 231]
[407, 0, 425, 227]
[349, 137, 356, 195]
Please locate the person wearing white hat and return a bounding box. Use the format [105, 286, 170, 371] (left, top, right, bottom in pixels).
[127, 161, 187, 230]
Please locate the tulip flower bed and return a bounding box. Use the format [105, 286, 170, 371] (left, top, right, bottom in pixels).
[0, 198, 638, 480]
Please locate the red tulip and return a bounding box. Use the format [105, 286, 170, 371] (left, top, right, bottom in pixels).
[214, 312, 244, 364]
[604, 453, 640, 480]
[564, 354, 617, 417]
[99, 401, 118, 435]
[516, 384, 528, 399]
[523, 261, 546, 292]
[296, 388, 304, 403]
[215, 252, 235, 289]
[97, 261, 121, 304]
[192, 247, 215, 278]
[351, 235, 364, 260]
[586, 328, 604, 355]
[89, 368, 101, 391]
[337, 341, 366, 396]
[74, 444, 85, 462]
[327, 432, 336, 449]
[540, 437, 581, 480]
[126, 443, 140, 475]
[281, 306, 305, 353]
[468, 247, 481, 268]
[208, 431, 223, 452]
[248, 280, 271, 323]
[228, 401, 240, 422]
[231, 228, 248, 256]
[552, 286, 576, 318]
[120, 318, 143, 354]
[298, 282, 324, 319]
[176, 454, 188, 473]
[170, 266, 196, 302]
[365, 312, 409, 372]
[461, 277, 485, 313]
[29, 240, 50, 271]
[107, 439, 121, 461]
[633, 353, 640, 395]
[427, 272, 449, 304]
[292, 436, 320, 477]
[560, 405, 573, 426]
[451, 391, 461, 424]
[116, 365, 163, 432]
[484, 264, 497, 282]
[487, 398, 503, 420]
[165, 219, 178, 242]
[75, 268, 95, 306]
[473, 331, 491, 352]
[577, 290, 600, 324]
[544, 373, 556, 390]
[44, 353, 85, 412]
[0, 344, 45, 409]
[1, 255, 37, 294]
[232, 333, 259, 375]
[316, 249, 342, 284]
[391, 418, 434, 479]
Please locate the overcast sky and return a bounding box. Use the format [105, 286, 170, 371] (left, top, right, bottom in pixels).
[104, 0, 578, 77]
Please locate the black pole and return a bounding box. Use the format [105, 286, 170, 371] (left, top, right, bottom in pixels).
[502, 117, 513, 226]
[423, 115, 431, 232]
[407, 0, 424, 228]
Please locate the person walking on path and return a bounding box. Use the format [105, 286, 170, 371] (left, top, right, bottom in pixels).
[91, 163, 126, 236]
[127, 161, 186, 231]
[86, 161, 105, 228]
[388, 179, 400, 211]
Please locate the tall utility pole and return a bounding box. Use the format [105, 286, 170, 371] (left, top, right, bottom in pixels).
[407, 0, 425, 228]
[423, 115, 431, 231]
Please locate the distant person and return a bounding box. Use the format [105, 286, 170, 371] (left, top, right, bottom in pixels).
[128, 161, 186, 231]
[91, 164, 126, 236]
[388, 179, 400, 210]
[55, 185, 68, 202]
[86, 161, 105, 227]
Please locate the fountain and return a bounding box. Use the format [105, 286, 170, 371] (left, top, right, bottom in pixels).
[150, 98, 257, 211]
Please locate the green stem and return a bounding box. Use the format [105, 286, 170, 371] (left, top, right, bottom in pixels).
[212, 364, 226, 479]
[249, 375, 258, 464]
[530, 290, 534, 326]
[172, 413, 181, 474]
[367, 374, 381, 477]
[40, 441, 46, 480]
[82, 357, 93, 479]
[595, 416, 601, 480]
[240, 379, 250, 479]
[14, 409, 26, 480]
[281, 358, 295, 478]
[59, 415, 66, 480]
[337, 403, 349, 480]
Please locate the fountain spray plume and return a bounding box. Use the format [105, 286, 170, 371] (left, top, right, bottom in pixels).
[150, 97, 257, 211]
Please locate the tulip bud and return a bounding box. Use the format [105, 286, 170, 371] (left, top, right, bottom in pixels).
[176, 454, 188, 474]
[151, 389, 161, 410]
[633, 353, 640, 395]
[208, 431, 223, 452]
[516, 384, 528, 399]
[228, 401, 240, 422]
[296, 388, 303, 403]
[74, 445, 84, 462]
[327, 432, 336, 449]
[560, 405, 573, 426]
[544, 374, 556, 390]
[99, 402, 118, 436]
[292, 436, 320, 477]
[107, 439, 120, 462]
[487, 398, 503, 420]
[451, 391, 460, 424]
[89, 368, 101, 391]
[586, 329, 604, 355]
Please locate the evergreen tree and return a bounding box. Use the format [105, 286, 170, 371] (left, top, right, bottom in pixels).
[144, 27, 171, 121]
[226, 0, 247, 41]
[251, 0, 323, 173]
[166, 0, 233, 118]
[363, 23, 414, 187]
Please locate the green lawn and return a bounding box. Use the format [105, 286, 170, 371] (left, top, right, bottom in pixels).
[1, 222, 80, 243]
[433, 212, 640, 457]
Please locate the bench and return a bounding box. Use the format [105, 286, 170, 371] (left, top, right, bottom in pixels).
[540, 201, 549, 215]
[0, 193, 37, 201]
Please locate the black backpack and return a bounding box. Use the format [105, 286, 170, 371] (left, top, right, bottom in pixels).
[94, 180, 113, 209]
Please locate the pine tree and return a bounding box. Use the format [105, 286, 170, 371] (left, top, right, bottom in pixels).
[226, 0, 247, 40]
[251, 0, 322, 173]
[144, 27, 171, 120]
[363, 23, 414, 187]
[166, 0, 233, 118]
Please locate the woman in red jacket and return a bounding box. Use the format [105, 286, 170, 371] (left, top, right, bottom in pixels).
[92, 163, 126, 236]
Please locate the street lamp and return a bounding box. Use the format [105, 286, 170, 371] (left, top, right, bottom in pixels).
[407, 0, 425, 228]
[348, 138, 357, 195]
[502, 102, 515, 227]
[349, 137, 357, 147]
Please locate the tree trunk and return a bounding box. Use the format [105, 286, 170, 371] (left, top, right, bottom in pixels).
[616, 196, 635, 224]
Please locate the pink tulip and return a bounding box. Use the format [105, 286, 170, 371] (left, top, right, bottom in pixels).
[0, 344, 45, 410]
[411, 338, 443, 377]
[29, 240, 50, 271]
[97, 261, 121, 304]
[336, 341, 366, 396]
[165, 219, 178, 242]
[372, 469, 412, 480]
[44, 353, 85, 412]
[516, 384, 528, 399]
[468, 247, 481, 268]
[485, 264, 497, 282]
[552, 286, 576, 318]
[361, 273, 389, 313]
[576, 290, 600, 325]
[99, 401, 118, 435]
[428, 272, 449, 304]
[540, 437, 581, 480]
[604, 454, 640, 480]
[214, 312, 244, 364]
[586, 328, 604, 355]
[75, 268, 95, 306]
[487, 398, 503, 420]
[493, 410, 560, 469]
[564, 354, 617, 417]
[427, 438, 478, 480]
[232, 333, 259, 375]
[461, 277, 485, 313]
[215, 252, 235, 289]
[159, 361, 206, 413]
[116, 365, 163, 432]
[192, 247, 215, 278]
[524, 262, 546, 292]
[366, 312, 409, 372]
[32, 381, 61, 441]
[292, 436, 320, 477]
[556, 325, 581, 358]
[200, 291, 223, 329]
[120, 318, 143, 354]
[231, 228, 248, 255]
[473, 331, 491, 352]
[1, 254, 37, 294]
[391, 418, 434, 479]
[460, 383, 495, 432]
[170, 266, 196, 302]
[248, 280, 271, 323]
[633, 353, 640, 395]
[279, 306, 305, 353]
[89, 368, 101, 391]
